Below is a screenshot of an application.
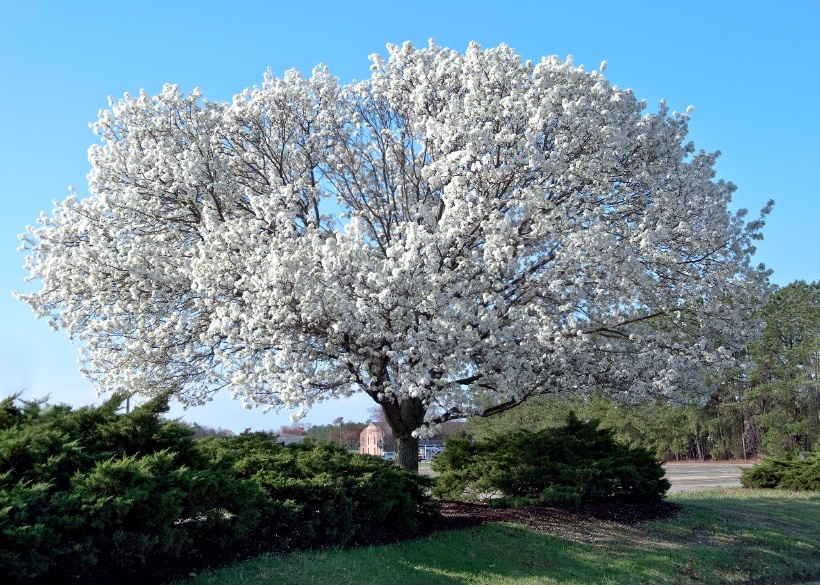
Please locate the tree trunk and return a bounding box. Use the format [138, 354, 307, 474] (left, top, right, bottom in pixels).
[379, 395, 425, 473]
[395, 433, 419, 472]
[740, 411, 748, 461]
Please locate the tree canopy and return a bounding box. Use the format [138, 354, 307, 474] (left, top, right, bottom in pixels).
[467, 281, 820, 462]
[19, 41, 771, 470]
[748, 280, 820, 455]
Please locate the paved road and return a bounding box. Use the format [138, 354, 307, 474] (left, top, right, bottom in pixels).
[420, 461, 755, 492]
[663, 461, 753, 492]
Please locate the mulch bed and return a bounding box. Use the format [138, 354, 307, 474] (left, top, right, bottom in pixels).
[432, 499, 680, 533]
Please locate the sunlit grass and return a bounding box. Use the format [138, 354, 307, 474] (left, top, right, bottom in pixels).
[178, 488, 820, 585]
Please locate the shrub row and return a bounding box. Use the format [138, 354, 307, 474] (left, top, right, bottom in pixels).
[431, 413, 670, 506]
[197, 432, 435, 548]
[0, 394, 434, 584]
[741, 452, 820, 491]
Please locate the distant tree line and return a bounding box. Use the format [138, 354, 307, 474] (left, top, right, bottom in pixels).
[469, 281, 820, 460]
[304, 420, 368, 450]
[184, 422, 236, 439]
[272, 412, 376, 451]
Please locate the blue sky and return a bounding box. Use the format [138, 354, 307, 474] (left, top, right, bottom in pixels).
[2, 0, 818, 433]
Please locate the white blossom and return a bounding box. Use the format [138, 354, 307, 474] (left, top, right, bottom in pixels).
[18, 41, 772, 465]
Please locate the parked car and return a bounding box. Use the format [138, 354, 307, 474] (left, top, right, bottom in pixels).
[381, 451, 395, 460]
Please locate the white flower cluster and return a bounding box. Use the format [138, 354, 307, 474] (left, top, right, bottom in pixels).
[18, 41, 772, 440]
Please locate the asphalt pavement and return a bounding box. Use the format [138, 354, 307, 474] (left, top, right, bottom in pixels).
[663, 461, 753, 492]
[419, 460, 755, 492]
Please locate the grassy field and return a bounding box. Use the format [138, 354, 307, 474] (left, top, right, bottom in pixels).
[177, 489, 820, 585]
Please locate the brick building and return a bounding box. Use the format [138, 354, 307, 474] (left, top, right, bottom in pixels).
[359, 422, 384, 455]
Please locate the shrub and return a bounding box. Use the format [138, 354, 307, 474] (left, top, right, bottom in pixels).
[431, 413, 670, 506]
[197, 434, 435, 548]
[0, 394, 263, 583]
[741, 452, 820, 491]
[0, 394, 436, 584]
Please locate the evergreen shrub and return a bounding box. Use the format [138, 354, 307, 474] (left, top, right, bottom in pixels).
[0, 394, 434, 584]
[197, 434, 435, 548]
[431, 413, 670, 506]
[0, 394, 262, 583]
[741, 452, 820, 491]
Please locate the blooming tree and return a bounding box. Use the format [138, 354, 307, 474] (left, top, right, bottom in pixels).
[19, 41, 771, 471]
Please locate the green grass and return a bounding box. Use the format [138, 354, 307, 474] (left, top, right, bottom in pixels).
[177, 489, 820, 585]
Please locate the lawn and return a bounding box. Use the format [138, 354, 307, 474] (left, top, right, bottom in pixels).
[177, 488, 820, 585]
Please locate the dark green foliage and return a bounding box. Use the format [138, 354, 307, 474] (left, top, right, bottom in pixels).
[432, 413, 670, 506]
[747, 281, 820, 456]
[741, 452, 820, 491]
[197, 433, 435, 548]
[0, 395, 434, 584]
[0, 480, 55, 582]
[0, 393, 262, 583]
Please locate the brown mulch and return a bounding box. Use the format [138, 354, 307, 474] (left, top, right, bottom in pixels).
[354, 499, 680, 551]
[431, 499, 680, 533]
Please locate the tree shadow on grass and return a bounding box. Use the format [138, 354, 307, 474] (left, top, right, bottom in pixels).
[343, 522, 701, 585]
[166, 493, 820, 585]
[337, 494, 820, 585]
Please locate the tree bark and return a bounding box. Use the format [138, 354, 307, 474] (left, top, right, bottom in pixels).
[379, 395, 425, 473]
[395, 433, 419, 472]
[740, 411, 748, 461]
